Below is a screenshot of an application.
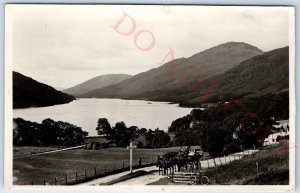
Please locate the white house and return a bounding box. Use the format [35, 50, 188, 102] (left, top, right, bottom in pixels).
[263, 121, 289, 146]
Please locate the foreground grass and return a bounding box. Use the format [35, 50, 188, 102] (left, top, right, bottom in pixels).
[151, 141, 289, 185]
[205, 142, 289, 185]
[13, 146, 199, 185]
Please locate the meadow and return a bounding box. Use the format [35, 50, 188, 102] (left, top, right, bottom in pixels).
[13, 146, 199, 185]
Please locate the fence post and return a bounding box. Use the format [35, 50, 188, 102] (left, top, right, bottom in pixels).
[139, 157, 142, 166]
[65, 175, 68, 184]
[171, 166, 174, 182]
[43, 178, 46, 185]
[219, 157, 223, 165]
[75, 172, 78, 182]
[54, 178, 57, 185]
[94, 166, 97, 176]
[213, 158, 217, 167]
[215, 168, 218, 183]
[31, 181, 34, 185]
[85, 169, 87, 179]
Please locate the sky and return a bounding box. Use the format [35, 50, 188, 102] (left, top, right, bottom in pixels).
[7, 5, 292, 89]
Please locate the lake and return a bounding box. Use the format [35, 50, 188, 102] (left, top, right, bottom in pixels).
[13, 98, 195, 136]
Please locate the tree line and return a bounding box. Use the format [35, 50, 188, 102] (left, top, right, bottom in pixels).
[168, 91, 289, 158]
[13, 118, 88, 146]
[96, 118, 170, 148]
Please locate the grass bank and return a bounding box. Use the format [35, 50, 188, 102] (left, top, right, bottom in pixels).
[150, 141, 289, 185]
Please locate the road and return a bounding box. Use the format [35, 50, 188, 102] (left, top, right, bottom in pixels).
[14, 145, 84, 158]
[78, 166, 159, 186]
[78, 149, 259, 186]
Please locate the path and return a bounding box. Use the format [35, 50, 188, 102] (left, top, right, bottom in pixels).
[13, 145, 84, 158]
[199, 149, 259, 168]
[115, 171, 164, 185]
[78, 166, 158, 186]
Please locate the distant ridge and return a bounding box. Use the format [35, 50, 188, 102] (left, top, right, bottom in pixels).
[13, 71, 75, 108]
[79, 42, 264, 102]
[63, 74, 132, 96]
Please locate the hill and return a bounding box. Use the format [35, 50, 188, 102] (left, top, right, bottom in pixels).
[13, 71, 75, 108]
[80, 42, 263, 100]
[63, 74, 132, 96]
[188, 46, 289, 104]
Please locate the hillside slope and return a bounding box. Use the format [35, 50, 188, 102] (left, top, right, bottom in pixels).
[80, 42, 263, 101]
[188, 46, 289, 104]
[63, 74, 132, 96]
[13, 71, 75, 108]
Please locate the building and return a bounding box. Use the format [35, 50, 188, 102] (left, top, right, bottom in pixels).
[263, 121, 289, 146]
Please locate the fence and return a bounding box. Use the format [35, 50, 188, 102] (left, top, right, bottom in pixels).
[29, 156, 159, 185]
[158, 149, 259, 176]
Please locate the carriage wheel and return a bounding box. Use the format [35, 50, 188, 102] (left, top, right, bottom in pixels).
[201, 176, 209, 185]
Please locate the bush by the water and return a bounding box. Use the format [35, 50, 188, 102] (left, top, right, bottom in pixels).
[13, 118, 88, 146]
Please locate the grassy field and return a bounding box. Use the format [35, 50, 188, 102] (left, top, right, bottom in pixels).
[150, 141, 290, 185]
[13, 146, 199, 185]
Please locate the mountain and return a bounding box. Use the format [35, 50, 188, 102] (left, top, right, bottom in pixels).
[189, 46, 289, 104]
[13, 71, 75, 108]
[79, 42, 264, 101]
[63, 74, 132, 96]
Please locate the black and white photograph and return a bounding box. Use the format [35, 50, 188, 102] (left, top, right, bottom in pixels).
[4, 4, 295, 191]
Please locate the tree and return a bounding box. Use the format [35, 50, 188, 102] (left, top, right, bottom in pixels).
[62, 123, 88, 146]
[145, 129, 154, 148]
[137, 128, 147, 135]
[13, 118, 40, 146]
[113, 122, 138, 147]
[40, 118, 62, 146]
[168, 115, 192, 133]
[205, 129, 226, 158]
[96, 118, 113, 139]
[151, 129, 170, 148]
[96, 119, 138, 147]
[13, 118, 88, 147]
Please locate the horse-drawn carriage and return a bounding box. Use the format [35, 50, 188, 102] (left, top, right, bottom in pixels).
[157, 147, 209, 185]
